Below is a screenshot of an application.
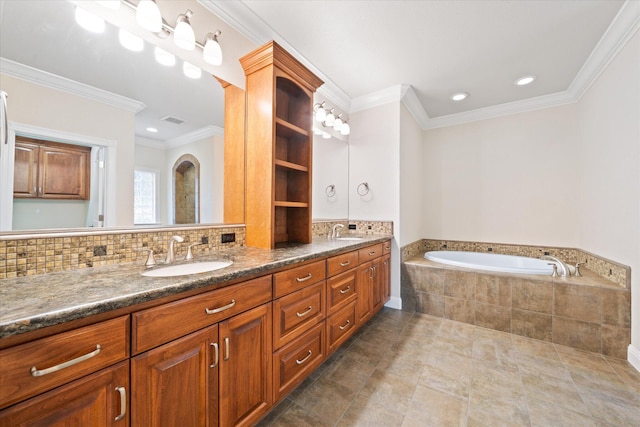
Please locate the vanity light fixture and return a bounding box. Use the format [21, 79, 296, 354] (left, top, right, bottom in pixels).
[203, 31, 223, 65]
[183, 61, 202, 79]
[74, 6, 105, 33]
[515, 75, 536, 86]
[333, 114, 344, 131]
[340, 121, 351, 136]
[118, 29, 144, 52]
[154, 46, 176, 66]
[313, 102, 351, 136]
[136, 0, 162, 33]
[324, 109, 336, 127]
[174, 10, 196, 51]
[313, 102, 327, 122]
[451, 92, 469, 101]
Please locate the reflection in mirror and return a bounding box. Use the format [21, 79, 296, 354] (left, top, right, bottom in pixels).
[312, 134, 349, 220]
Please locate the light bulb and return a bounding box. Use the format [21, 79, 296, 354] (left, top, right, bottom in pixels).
[203, 32, 223, 65]
[333, 116, 343, 131]
[74, 7, 105, 33]
[119, 29, 144, 52]
[315, 104, 327, 122]
[340, 122, 351, 136]
[154, 47, 175, 66]
[174, 12, 195, 51]
[183, 61, 202, 79]
[136, 0, 162, 33]
[324, 109, 336, 127]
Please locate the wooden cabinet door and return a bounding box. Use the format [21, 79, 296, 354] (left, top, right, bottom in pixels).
[13, 141, 39, 198]
[39, 144, 90, 199]
[0, 361, 129, 426]
[131, 326, 219, 427]
[219, 303, 272, 427]
[356, 261, 373, 325]
[381, 254, 391, 305]
[371, 257, 384, 314]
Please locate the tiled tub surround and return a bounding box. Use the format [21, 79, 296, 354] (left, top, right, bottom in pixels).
[402, 255, 631, 359]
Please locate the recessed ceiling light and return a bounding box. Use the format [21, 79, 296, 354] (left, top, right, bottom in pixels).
[451, 92, 468, 101]
[515, 75, 536, 86]
[146, 127, 158, 133]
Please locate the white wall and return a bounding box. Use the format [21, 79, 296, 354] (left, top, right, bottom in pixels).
[312, 134, 349, 220]
[399, 103, 424, 247]
[1, 74, 136, 227]
[423, 103, 580, 247]
[577, 31, 640, 359]
[166, 134, 224, 224]
[349, 101, 402, 308]
[134, 143, 168, 225]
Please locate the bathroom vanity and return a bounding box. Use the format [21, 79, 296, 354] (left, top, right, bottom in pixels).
[0, 236, 392, 426]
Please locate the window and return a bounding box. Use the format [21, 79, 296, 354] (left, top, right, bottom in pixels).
[134, 168, 159, 224]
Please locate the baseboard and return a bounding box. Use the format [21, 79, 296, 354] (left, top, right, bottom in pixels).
[384, 296, 402, 310]
[628, 344, 640, 373]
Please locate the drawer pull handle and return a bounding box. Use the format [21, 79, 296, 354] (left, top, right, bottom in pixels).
[296, 306, 313, 317]
[339, 260, 351, 267]
[210, 343, 219, 368]
[339, 286, 351, 294]
[339, 320, 351, 330]
[30, 344, 101, 377]
[296, 273, 313, 282]
[368, 251, 376, 256]
[205, 299, 236, 315]
[114, 386, 126, 421]
[224, 337, 230, 361]
[296, 350, 313, 365]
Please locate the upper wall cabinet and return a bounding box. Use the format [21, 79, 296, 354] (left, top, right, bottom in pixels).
[240, 41, 323, 249]
[13, 137, 91, 200]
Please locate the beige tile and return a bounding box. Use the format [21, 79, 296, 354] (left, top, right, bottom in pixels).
[601, 288, 631, 327]
[444, 296, 475, 325]
[510, 334, 560, 361]
[511, 278, 552, 314]
[336, 394, 405, 427]
[415, 292, 444, 317]
[520, 371, 586, 410]
[443, 270, 476, 299]
[468, 392, 529, 426]
[601, 325, 630, 359]
[606, 357, 640, 393]
[475, 274, 511, 306]
[552, 317, 601, 353]
[555, 345, 615, 374]
[358, 369, 419, 414]
[323, 357, 370, 394]
[405, 385, 467, 427]
[512, 309, 552, 341]
[266, 401, 332, 427]
[294, 377, 355, 426]
[420, 350, 472, 399]
[475, 302, 511, 332]
[553, 282, 601, 323]
[527, 397, 596, 427]
[404, 265, 444, 294]
[513, 352, 572, 381]
[579, 388, 640, 426]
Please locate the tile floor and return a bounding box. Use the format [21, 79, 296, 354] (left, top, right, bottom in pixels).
[257, 308, 640, 427]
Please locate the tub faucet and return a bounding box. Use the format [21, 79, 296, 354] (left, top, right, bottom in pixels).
[166, 235, 184, 264]
[540, 255, 571, 277]
[331, 224, 345, 239]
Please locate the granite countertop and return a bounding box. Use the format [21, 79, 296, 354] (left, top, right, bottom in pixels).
[0, 235, 392, 340]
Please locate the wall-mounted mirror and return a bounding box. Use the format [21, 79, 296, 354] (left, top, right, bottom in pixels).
[0, 0, 349, 235]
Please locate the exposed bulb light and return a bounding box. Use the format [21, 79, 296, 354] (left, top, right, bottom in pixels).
[340, 122, 351, 136]
[146, 127, 158, 133]
[515, 75, 536, 86]
[97, 0, 120, 10]
[183, 61, 202, 79]
[118, 29, 144, 52]
[314, 102, 327, 122]
[451, 92, 469, 101]
[325, 109, 336, 127]
[154, 47, 175, 66]
[136, 0, 163, 32]
[74, 7, 105, 33]
[333, 115, 343, 131]
[203, 31, 223, 65]
[174, 10, 195, 50]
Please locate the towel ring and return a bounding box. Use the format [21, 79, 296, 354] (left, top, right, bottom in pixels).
[357, 182, 369, 196]
[325, 184, 336, 197]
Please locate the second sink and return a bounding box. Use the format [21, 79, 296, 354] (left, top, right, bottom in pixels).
[142, 261, 233, 277]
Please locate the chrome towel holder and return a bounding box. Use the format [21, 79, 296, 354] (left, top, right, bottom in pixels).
[357, 182, 369, 196]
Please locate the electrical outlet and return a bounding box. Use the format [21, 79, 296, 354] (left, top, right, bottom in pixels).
[348, 224, 357, 230]
[201, 236, 209, 244]
[221, 233, 236, 243]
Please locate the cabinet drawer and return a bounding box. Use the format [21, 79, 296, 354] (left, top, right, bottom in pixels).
[327, 269, 357, 316]
[326, 301, 357, 355]
[382, 240, 392, 255]
[132, 275, 272, 354]
[0, 315, 129, 409]
[274, 260, 326, 298]
[273, 322, 325, 401]
[358, 243, 383, 264]
[327, 250, 358, 277]
[273, 281, 325, 349]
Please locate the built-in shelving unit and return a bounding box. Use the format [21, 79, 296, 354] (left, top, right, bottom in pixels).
[241, 41, 323, 249]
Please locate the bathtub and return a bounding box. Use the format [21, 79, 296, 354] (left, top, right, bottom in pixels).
[424, 251, 554, 275]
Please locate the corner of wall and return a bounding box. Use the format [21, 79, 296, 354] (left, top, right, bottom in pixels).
[628, 344, 640, 373]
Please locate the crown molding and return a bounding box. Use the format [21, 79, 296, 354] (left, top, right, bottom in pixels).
[0, 58, 146, 113]
[165, 125, 224, 149]
[350, 85, 406, 113]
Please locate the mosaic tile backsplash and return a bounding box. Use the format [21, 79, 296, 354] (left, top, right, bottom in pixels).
[401, 239, 629, 289]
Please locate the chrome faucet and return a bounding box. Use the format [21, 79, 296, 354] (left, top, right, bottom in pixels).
[166, 235, 184, 264]
[331, 223, 345, 239]
[540, 255, 571, 277]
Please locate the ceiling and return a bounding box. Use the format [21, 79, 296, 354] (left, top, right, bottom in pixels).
[207, 0, 637, 128]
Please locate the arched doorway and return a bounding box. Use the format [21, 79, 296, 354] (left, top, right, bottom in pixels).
[173, 154, 200, 224]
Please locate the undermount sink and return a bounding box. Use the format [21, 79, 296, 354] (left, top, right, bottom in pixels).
[336, 236, 364, 241]
[141, 261, 233, 277]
